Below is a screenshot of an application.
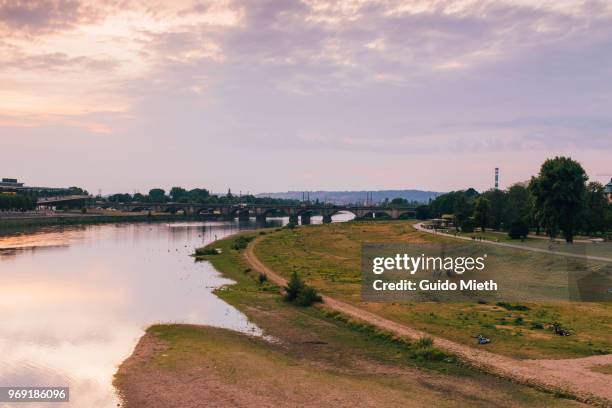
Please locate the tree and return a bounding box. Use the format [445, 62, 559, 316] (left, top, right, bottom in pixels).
[170, 187, 188, 202]
[508, 220, 529, 240]
[148, 188, 167, 203]
[415, 205, 432, 220]
[503, 184, 531, 230]
[529, 157, 587, 243]
[584, 181, 607, 235]
[453, 194, 473, 230]
[390, 197, 408, 207]
[482, 189, 507, 230]
[284, 271, 305, 302]
[474, 196, 491, 232]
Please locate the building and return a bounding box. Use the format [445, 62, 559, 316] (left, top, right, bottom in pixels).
[605, 178, 612, 203]
[0, 178, 70, 195]
[0, 178, 24, 193]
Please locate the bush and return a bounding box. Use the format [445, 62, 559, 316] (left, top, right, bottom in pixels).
[285, 222, 297, 230]
[496, 302, 530, 311]
[232, 235, 253, 250]
[508, 220, 529, 239]
[294, 285, 322, 306]
[258, 273, 268, 284]
[284, 271, 322, 307]
[284, 271, 305, 302]
[415, 336, 434, 348]
[195, 247, 218, 256]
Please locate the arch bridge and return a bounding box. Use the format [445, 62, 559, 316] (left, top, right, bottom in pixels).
[97, 202, 417, 223]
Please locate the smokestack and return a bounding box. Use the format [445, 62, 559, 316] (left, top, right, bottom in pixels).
[495, 168, 499, 189]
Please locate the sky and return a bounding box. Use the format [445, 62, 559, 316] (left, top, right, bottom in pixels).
[1, 0, 612, 195]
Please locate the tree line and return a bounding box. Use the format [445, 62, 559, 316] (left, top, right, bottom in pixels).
[0, 194, 37, 211]
[418, 157, 611, 242]
[105, 187, 300, 206]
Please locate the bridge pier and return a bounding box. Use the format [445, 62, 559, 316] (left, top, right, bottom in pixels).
[300, 214, 311, 225]
[322, 215, 332, 223]
[289, 215, 298, 224]
[237, 210, 250, 221]
[256, 214, 266, 223]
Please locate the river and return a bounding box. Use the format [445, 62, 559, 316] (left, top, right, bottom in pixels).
[0, 213, 353, 407]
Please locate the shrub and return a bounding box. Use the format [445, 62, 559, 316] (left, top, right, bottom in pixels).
[284, 271, 322, 307]
[411, 347, 447, 362]
[508, 220, 529, 239]
[496, 302, 530, 311]
[294, 285, 322, 306]
[285, 222, 297, 230]
[232, 235, 253, 250]
[415, 336, 434, 348]
[258, 273, 268, 284]
[195, 247, 218, 256]
[284, 271, 305, 302]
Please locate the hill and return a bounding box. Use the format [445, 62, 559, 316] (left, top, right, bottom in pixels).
[256, 189, 441, 205]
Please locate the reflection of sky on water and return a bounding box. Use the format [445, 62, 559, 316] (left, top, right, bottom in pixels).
[0, 213, 354, 408]
[0, 220, 272, 407]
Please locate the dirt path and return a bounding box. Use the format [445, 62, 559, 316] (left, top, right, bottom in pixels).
[245, 238, 612, 407]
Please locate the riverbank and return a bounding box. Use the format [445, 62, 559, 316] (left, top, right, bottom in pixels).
[115, 229, 582, 408]
[0, 212, 210, 233]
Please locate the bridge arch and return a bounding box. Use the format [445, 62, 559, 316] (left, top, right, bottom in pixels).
[360, 211, 392, 220]
[398, 210, 416, 219]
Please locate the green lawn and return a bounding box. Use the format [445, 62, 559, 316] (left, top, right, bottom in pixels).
[254, 221, 612, 359]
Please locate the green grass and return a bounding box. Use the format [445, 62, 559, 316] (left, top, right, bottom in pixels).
[253, 221, 612, 359]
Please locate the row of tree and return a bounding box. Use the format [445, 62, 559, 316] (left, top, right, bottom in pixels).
[421, 157, 611, 242]
[106, 187, 300, 206]
[0, 194, 37, 211]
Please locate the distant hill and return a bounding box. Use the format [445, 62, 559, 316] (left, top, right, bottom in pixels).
[256, 190, 442, 205]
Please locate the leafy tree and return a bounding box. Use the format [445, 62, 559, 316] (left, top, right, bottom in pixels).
[453, 194, 473, 230]
[108, 193, 132, 202]
[390, 197, 409, 207]
[529, 156, 587, 243]
[461, 218, 476, 233]
[584, 181, 607, 235]
[482, 189, 507, 230]
[415, 205, 432, 220]
[148, 188, 167, 203]
[508, 220, 529, 240]
[474, 196, 491, 232]
[170, 187, 188, 202]
[0, 194, 36, 211]
[505, 184, 532, 229]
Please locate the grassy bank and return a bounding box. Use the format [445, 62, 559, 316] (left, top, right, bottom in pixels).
[253, 221, 611, 359]
[115, 230, 581, 407]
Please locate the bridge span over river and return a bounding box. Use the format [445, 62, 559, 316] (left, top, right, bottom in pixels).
[97, 202, 417, 224]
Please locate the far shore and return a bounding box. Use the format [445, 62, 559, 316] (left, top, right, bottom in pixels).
[0, 211, 214, 232]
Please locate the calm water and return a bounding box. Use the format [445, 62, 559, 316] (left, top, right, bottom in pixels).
[0, 213, 353, 407]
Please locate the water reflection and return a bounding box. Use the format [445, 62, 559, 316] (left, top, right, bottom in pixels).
[0, 213, 353, 408]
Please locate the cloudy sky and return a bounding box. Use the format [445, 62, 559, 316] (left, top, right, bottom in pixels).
[2, 0, 611, 194]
